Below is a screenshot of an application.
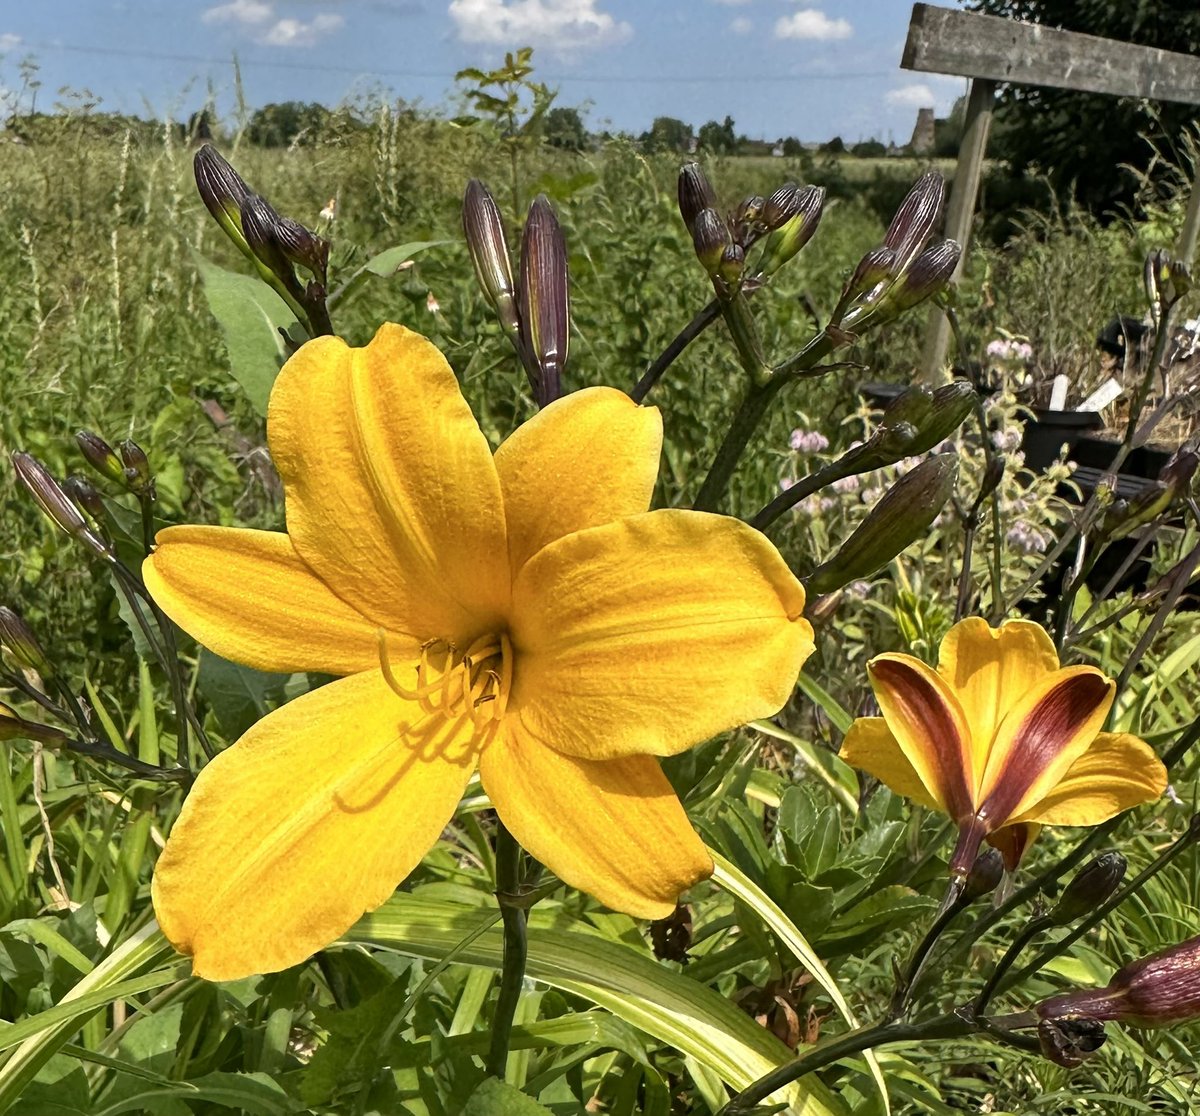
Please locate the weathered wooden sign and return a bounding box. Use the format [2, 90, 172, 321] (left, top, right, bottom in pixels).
[901, 3, 1200, 378]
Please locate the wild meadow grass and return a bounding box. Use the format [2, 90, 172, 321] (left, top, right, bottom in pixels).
[1, 99, 1199, 1115]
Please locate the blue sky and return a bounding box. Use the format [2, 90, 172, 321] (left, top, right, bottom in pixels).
[0, 1, 970, 143]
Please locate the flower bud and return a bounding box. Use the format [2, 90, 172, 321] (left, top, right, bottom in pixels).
[517, 195, 570, 408]
[1048, 852, 1126, 926]
[842, 247, 899, 306]
[677, 163, 719, 235]
[978, 454, 1006, 502]
[691, 208, 731, 276]
[1038, 934, 1200, 1030]
[1145, 248, 1191, 311]
[241, 194, 298, 288]
[763, 183, 800, 230]
[806, 455, 958, 593]
[908, 381, 976, 455]
[63, 474, 106, 520]
[717, 242, 745, 287]
[193, 144, 253, 244]
[75, 430, 124, 484]
[463, 179, 521, 341]
[884, 240, 961, 313]
[273, 214, 330, 283]
[879, 384, 934, 431]
[884, 170, 945, 271]
[0, 700, 68, 744]
[1037, 1016, 1107, 1067]
[756, 185, 825, 277]
[118, 439, 154, 499]
[734, 194, 765, 231]
[1159, 442, 1199, 495]
[963, 847, 1004, 899]
[0, 607, 50, 675]
[11, 452, 110, 558]
[1103, 481, 1173, 539]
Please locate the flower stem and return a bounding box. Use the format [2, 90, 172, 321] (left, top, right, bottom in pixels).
[630, 299, 721, 404]
[693, 376, 787, 513]
[889, 876, 967, 1020]
[486, 821, 529, 1080]
[720, 1012, 975, 1114]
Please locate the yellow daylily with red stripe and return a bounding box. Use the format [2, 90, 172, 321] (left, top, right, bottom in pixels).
[840, 617, 1166, 874]
[146, 323, 815, 981]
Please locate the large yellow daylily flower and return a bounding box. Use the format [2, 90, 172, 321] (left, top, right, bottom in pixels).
[146, 323, 815, 981]
[840, 617, 1166, 874]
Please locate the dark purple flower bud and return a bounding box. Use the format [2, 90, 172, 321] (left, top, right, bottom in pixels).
[63, 474, 106, 520]
[273, 214, 330, 284]
[518, 195, 570, 408]
[11, 452, 110, 558]
[463, 179, 520, 341]
[908, 381, 976, 455]
[0, 699, 68, 744]
[118, 440, 154, 499]
[806, 455, 957, 593]
[884, 170, 945, 271]
[677, 163, 719, 235]
[75, 430, 124, 484]
[979, 454, 1006, 502]
[1048, 852, 1126, 927]
[691, 208, 731, 276]
[1038, 934, 1200, 1029]
[193, 144, 253, 237]
[884, 240, 961, 313]
[1159, 443, 1199, 495]
[1144, 248, 1190, 310]
[240, 194, 298, 287]
[964, 847, 1005, 899]
[717, 242, 745, 287]
[763, 182, 800, 229]
[0, 607, 50, 675]
[734, 194, 765, 229]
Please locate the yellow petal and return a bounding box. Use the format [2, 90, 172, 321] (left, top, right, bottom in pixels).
[144, 526, 405, 674]
[480, 730, 712, 918]
[838, 717, 942, 812]
[936, 617, 1061, 796]
[976, 666, 1114, 825]
[267, 323, 509, 642]
[152, 670, 477, 981]
[509, 510, 813, 760]
[1007, 732, 1167, 827]
[494, 386, 662, 575]
[868, 654, 975, 820]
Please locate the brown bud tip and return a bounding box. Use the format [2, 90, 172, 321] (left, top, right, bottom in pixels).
[677, 163, 719, 234]
[888, 240, 961, 312]
[756, 185, 825, 276]
[75, 430, 125, 484]
[964, 847, 1005, 899]
[63, 474, 106, 520]
[763, 183, 800, 230]
[240, 194, 296, 282]
[462, 179, 520, 339]
[1037, 1016, 1107, 1067]
[518, 194, 570, 408]
[274, 214, 330, 283]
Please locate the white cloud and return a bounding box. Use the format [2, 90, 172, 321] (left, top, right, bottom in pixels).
[0, 33, 22, 51]
[773, 9, 851, 41]
[261, 12, 345, 45]
[885, 83, 935, 109]
[448, 0, 632, 51]
[201, 0, 273, 25]
[201, 2, 343, 46]
[730, 16, 752, 34]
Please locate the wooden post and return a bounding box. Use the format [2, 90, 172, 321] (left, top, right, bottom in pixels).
[901, 3, 1200, 380]
[920, 77, 995, 382]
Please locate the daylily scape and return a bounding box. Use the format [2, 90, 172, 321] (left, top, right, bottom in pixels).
[840, 617, 1167, 873]
[145, 323, 815, 981]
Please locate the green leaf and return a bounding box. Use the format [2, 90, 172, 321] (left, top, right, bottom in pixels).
[344, 896, 847, 1116]
[195, 650, 294, 741]
[91, 1072, 292, 1116]
[195, 256, 300, 416]
[711, 852, 890, 1116]
[750, 721, 858, 814]
[464, 1078, 554, 1115]
[362, 240, 453, 278]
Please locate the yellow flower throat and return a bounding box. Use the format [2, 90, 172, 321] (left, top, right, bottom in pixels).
[378, 631, 513, 742]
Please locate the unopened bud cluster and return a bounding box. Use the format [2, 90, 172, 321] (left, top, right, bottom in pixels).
[462, 181, 569, 408]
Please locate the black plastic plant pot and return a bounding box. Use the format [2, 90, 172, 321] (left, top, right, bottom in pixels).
[1020, 409, 1104, 472]
[1071, 435, 1173, 480]
[858, 382, 908, 410]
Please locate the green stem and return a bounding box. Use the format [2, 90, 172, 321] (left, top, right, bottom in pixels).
[973, 916, 1052, 1015]
[486, 821, 529, 1080]
[720, 1012, 975, 1114]
[693, 376, 787, 513]
[1001, 815, 1200, 997]
[890, 876, 969, 1020]
[630, 299, 721, 404]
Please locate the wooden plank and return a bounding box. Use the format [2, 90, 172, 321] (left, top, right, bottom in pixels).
[903, 3, 1200, 106]
[920, 78, 995, 382]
